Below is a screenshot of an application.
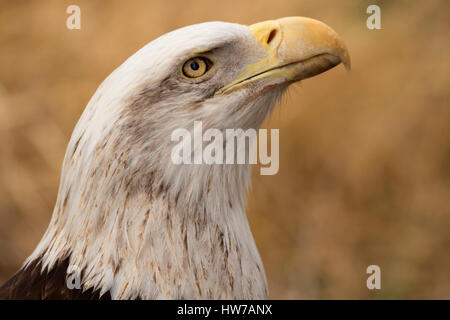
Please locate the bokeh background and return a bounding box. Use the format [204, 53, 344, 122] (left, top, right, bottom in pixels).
[0, 0, 449, 299]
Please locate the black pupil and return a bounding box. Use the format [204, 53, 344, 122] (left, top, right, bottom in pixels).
[190, 60, 200, 71]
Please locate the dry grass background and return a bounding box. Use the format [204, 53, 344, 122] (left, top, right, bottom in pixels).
[0, 0, 449, 299]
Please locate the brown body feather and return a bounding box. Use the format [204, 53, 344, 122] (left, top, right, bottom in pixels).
[0, 256, 111, 300]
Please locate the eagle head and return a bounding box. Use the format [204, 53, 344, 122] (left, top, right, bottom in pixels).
[6, 17, 349, 300]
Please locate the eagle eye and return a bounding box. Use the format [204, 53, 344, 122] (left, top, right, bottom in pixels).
[182, 57, 213, 78]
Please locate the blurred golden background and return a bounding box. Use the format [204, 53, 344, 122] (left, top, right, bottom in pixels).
[0, 0, 449, 299]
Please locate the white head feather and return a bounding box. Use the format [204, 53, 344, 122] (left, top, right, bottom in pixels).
[26, 21, 285, 299]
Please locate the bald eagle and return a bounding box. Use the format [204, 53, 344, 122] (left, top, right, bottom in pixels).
[0, 17, 349, 300]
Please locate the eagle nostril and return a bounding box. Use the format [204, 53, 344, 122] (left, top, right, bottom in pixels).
[266, 29, 277, 45]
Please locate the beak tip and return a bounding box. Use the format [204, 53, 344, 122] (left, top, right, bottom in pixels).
[339, 47, 351, 71]
[343, 58, 351, 71]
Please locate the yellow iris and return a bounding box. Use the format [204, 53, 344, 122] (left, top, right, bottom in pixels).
[182, 57, 211, 78]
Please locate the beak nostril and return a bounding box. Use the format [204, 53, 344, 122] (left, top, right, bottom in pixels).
[267, 29, 277, 45]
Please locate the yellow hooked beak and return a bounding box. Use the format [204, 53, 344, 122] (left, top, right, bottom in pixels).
[216, 17, 350, 95]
